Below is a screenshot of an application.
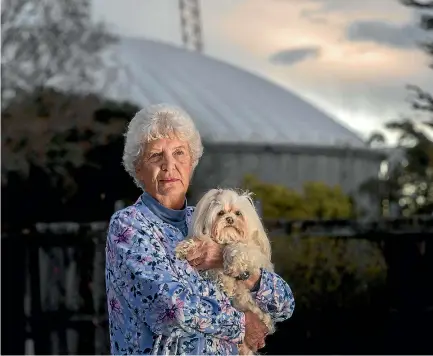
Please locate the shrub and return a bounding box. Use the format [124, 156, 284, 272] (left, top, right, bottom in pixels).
[242, 175, 387, 310]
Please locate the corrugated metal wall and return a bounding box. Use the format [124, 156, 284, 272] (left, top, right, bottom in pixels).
[190, 144, 384, 217]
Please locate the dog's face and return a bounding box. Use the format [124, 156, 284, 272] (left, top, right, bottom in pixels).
[190, 188, 273, 271]
[211, 196, 248, 244]
[191, 188, 266, 247]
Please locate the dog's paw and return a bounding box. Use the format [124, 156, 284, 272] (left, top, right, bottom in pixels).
[175, 239, 197, 260]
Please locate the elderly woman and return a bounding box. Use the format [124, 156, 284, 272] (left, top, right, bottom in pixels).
[105, 103, 295, 355]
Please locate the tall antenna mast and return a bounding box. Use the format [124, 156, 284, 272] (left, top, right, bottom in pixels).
[178, 0, 204, 52]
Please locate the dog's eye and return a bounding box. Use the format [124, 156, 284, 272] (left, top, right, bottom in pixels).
[235, 211, 242, 216]
[218, 210, 225, 216]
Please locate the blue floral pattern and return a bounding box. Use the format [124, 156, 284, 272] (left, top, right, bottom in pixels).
[106, 196, 295, 355]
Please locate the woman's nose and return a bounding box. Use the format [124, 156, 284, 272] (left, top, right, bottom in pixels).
[161, 154, 175, 171]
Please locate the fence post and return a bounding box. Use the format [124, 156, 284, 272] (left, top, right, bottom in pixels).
[1, 234, 26, 355]
[28, 238, 51, 355]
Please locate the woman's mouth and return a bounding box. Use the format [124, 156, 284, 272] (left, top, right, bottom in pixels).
[160, 178, 179, 183]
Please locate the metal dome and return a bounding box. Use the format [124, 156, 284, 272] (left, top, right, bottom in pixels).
[102, 37, 366, 148]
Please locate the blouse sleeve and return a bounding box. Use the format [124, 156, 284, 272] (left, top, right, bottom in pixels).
[106, 210, 245, 343]
[252, 269, 295, 323]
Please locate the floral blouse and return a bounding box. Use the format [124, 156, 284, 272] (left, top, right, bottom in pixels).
[105, 197, 295, 355]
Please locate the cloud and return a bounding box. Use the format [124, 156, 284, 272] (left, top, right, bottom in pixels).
[213, 0, 433, 138]
[220, 0, 425, 80]
[300, 0, 414, 28]
[92, 0, 433, 140]
[303, 0, 411, 17]
[269, 47, 320, 66]
[346, 20, 426, 49]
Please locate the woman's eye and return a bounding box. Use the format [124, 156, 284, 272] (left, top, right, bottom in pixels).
[174, 150, 184, 156]
[218, 210, 225, 216]
[235, 211, 242, 216]
[148, 152, 163, 162]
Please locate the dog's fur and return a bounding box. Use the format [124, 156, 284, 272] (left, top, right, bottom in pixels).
[175, 188, 275, 355]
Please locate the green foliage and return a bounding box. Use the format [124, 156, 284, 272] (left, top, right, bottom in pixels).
[242, 175, 387, 311]
[2, 88, 138, 182]
[364, 119, 433, 216]
[242, 175, 353, 219]
[1, 88, 141, 224]
[271, 235, 387, 311]
[364, 0, 433, 216]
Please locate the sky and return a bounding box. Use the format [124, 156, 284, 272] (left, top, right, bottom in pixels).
[91, 0, 433, 142]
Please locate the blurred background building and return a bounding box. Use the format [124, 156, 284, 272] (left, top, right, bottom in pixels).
[100, 37, 385, 212]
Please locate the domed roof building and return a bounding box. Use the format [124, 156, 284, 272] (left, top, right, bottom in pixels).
[102, 37, 384, 213]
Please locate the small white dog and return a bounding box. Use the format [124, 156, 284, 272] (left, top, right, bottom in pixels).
[175, 188, 275, 354]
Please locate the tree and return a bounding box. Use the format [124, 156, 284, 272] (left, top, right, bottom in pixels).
[1, 0, 116, 106]
[0, 0, 134, 226]
[366, 131, 386, 147]
[1, 88, 140, 226]
[364, 122, 432, 216]
[400, 0, 433, 124]
[363, 0, 433, 215]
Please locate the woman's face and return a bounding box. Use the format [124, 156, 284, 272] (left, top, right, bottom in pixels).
[136, 137, 193, 208]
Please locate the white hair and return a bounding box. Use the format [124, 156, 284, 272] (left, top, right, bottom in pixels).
[122, 103, 204, 189]
[190, 188, 273, 265]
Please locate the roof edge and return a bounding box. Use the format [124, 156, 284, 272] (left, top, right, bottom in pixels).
[203, 142, 386, 160]
[118, 36, 364, 144]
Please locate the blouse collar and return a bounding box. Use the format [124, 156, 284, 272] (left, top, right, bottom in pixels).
[139, 191, 188, 236]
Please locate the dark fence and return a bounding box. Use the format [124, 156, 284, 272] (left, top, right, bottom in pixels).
[1, 217, 433, 355]
[264, 216, 433, 355]
[1, 222, 109, 355]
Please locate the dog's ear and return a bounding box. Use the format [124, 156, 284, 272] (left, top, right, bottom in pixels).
[191, 191, 215, 238]
[251, 228, 272, 262]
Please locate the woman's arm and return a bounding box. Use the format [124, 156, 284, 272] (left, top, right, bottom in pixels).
[106, 210, 245, 342]
[247, 269, 295, 323]
[184, 238, 295, 324]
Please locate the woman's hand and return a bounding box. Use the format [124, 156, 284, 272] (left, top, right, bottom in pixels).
[185, 238, 224, 270]
[244, 311, 268, 351]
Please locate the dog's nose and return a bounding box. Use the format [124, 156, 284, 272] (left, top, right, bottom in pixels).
[226, 217, 234, 224]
